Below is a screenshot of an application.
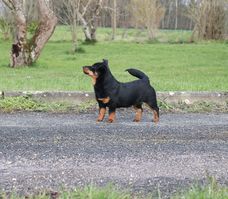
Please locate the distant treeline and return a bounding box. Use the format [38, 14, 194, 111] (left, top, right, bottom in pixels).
[98, 0, 194, 30]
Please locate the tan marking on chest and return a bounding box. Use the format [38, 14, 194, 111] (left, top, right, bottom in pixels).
[92, 77, 96, 85]
[98, 96, 110, 104]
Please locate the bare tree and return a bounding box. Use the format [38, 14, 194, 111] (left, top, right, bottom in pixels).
[112, 0, 117, 40]
[54, 0, 103, 42]
[131, 0, 165, 40]
[165, 0, 173, 29]
[2, 0, 57, 67]
[160, 0, 192, 30]
[175, 0, 178, 29]
[80, 0, 103, 41]
[189, 0, 226, 40]
[0, 5, 12, 40]
[53, 0, 79, 52]
[101, 0, 131, 39]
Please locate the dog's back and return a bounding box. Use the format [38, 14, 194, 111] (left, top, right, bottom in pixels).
[115, 72, 156, 107]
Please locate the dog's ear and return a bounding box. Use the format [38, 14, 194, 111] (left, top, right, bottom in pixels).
[103, 59, 108, 66]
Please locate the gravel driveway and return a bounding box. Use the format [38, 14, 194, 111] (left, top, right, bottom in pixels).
[0, 111, 228, 198]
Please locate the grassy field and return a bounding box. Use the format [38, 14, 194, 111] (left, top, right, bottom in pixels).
[0, 26, 227, 91]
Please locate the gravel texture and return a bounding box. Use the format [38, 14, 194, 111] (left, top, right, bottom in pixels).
[0, 111, 228, 198]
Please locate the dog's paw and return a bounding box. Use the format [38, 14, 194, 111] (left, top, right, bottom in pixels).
[133, 119, 140, 122]
[152, 119, 159, 124]
[107, 119, 114, 123]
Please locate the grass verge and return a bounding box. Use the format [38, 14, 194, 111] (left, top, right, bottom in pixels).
[0, 96, 71, 112]
[0, 96, 227, 113]
[0, 185, 131, 199]
[172, 177, 228, 199]
[0, 96, 98, 113]
[0, 178, 227, 199]
[158, 101, 228, 113]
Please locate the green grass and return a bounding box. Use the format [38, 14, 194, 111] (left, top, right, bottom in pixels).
[1, 179, 228, 199]
[172, 177, 228, 199]
[0, 96, 99, 113]
[0, 96, 71, 112]
[0, 27, 227, 91]
[0, 185, 132, 199]
[0, 96, 226, 113]
[66, 185, 131, 199]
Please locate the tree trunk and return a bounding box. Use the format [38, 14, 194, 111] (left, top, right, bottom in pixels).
[10, 1, 27, 67]
[166, 2, 172, 29]
[90, 0, 103, 41]
[90, 24, 97, 41]
[77, 0, 102, 42]
[3, 0, 57, 67]
[175, 0, 178, 30]
[29, 0, 57, 64]
[77, 11, 92, 41]
[112, 0, 117, 40]
[71, 9, 78, 52]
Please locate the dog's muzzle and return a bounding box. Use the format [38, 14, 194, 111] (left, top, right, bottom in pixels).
[83, 66, 90, 75]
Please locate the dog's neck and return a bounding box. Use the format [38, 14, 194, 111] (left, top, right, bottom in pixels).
[98, 67, 118, 84]
[94, 68, 119, 96]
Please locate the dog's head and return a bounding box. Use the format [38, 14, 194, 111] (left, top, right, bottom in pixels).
[83, 59, 108, 84]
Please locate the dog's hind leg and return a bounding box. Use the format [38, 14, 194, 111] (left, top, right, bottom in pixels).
[145, 101, 159, 123]
[108, 107, 116, 123]
[133, 103, 143, 122]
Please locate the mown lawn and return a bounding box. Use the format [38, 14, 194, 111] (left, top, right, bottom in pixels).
[0, 27, 227, 91]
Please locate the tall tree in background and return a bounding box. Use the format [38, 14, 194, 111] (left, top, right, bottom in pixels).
[2, 0, 57, 67]
[53, 0, 79, 52]
[112, 0, 117, 40]
[77, 0, 103, 41]
[175, 0, 178, 30]
[54, 0, 103, 42]
[131, 0, 165, 40]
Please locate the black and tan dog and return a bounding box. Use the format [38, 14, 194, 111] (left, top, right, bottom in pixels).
[83, 59, 159, 123]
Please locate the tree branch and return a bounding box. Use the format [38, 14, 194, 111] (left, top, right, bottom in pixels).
[81, 0, 92, 16]
[2, 0, 15, 10]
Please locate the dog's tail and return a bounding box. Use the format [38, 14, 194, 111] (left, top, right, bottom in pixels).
[126, 68, 149, 82]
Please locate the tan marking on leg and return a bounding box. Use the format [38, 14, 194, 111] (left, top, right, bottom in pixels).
[98, 97, 110, 104]
[97, 108, 106, 122]
[133, 108, 142, 122]
[152, 110, 159, 123]
[145, 103, 159, 123]
[108, 112, 116, 123]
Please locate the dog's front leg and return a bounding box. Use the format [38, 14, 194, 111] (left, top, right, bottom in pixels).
[97, 107, 106, 122]
[97, 102, 106, 122]
[108, 107, 116, 123]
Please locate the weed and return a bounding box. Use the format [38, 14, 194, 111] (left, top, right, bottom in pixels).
[172, 176, 228, 199]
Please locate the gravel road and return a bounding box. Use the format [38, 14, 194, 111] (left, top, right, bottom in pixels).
[0, 111, 228, 198]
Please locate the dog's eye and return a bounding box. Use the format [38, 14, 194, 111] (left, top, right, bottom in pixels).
[89, 67, 95, 72]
